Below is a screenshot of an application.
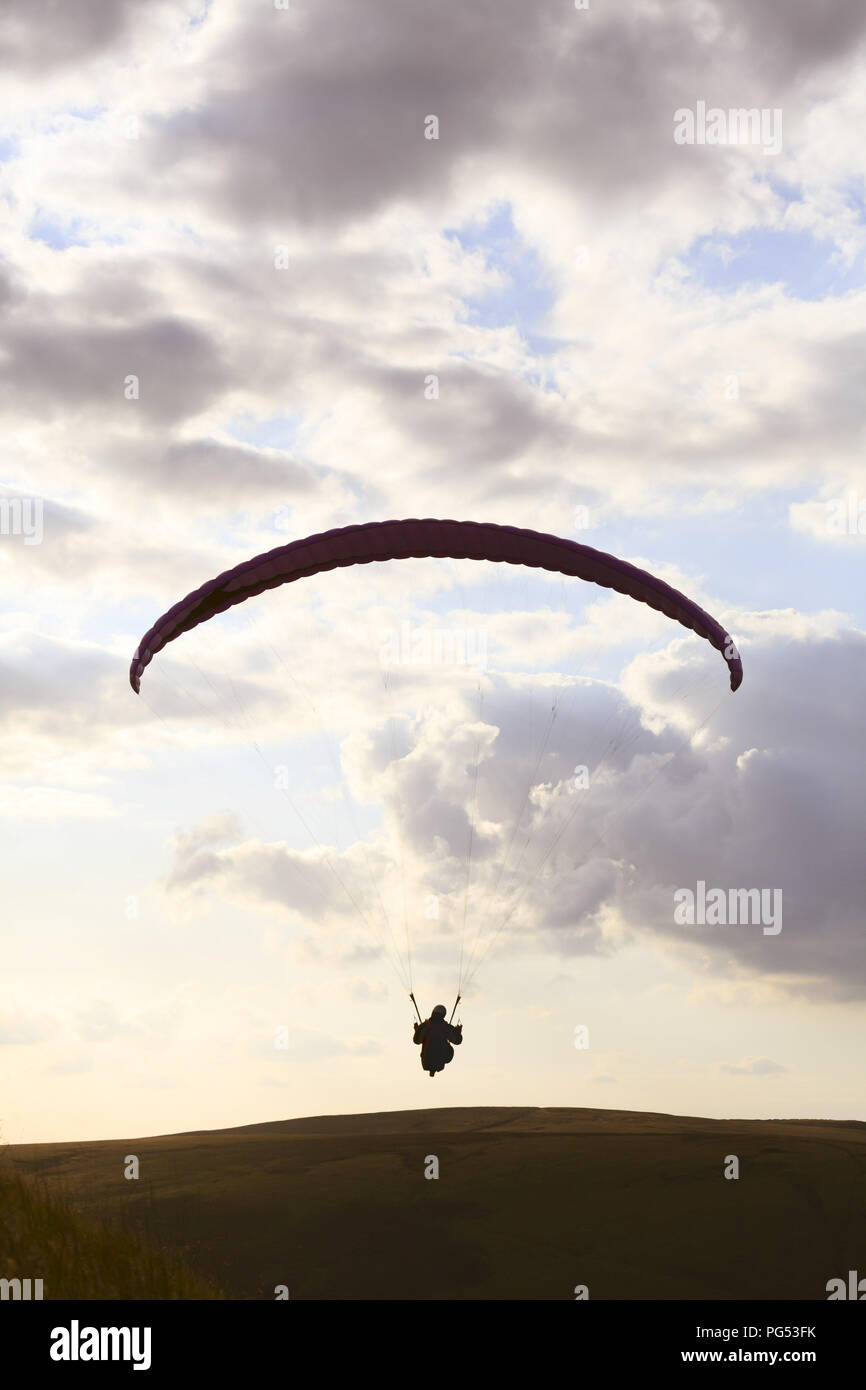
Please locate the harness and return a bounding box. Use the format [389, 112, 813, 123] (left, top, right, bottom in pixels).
[411, 995, 461, 1072]
[420, 1018, 440, 1068]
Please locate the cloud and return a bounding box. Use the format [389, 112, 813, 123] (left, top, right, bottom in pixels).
[789, 482, 866, 545]
[0, 0, 863, 560]
[168, 812, 246, 865]
[0, 1011, 51, 1045]
[264, 1027, 382, 1062]
[608, 615, 866, 999]
[0, 317, 233, 426]
[0, 785, 117, 820]
[345, 977, 389, 1004]
[76, 999, 131, 1043]
[153, 608, 866, 1003]
[720, 1057, 789, 1076]
[0, 1, 186, 73]
[47, 1055, 94, 1075]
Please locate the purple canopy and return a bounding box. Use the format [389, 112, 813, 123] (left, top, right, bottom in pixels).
[130, 518, 742, 693]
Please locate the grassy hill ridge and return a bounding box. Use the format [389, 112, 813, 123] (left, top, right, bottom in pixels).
[5, 1105, 865, 1299]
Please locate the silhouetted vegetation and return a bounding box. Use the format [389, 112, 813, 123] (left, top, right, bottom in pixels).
[0, 1158, 224, 1300]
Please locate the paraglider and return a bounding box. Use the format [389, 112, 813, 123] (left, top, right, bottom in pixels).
[412, 1003, 463, 1077]
[130, 518, 742, 1077]
[130, 518, 743, 694]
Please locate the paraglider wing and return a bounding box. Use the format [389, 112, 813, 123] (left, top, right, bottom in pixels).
[129, 519, 742, 694]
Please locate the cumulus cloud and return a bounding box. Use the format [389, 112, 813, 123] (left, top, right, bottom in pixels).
[148, 600, 866, 1003]
[0, 0, 864, 571]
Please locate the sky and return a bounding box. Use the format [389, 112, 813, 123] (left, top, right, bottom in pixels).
[1, 0, 865, 1143]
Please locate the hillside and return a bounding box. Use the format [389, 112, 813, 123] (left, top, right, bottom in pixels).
[6, 1107, 864, 1299]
